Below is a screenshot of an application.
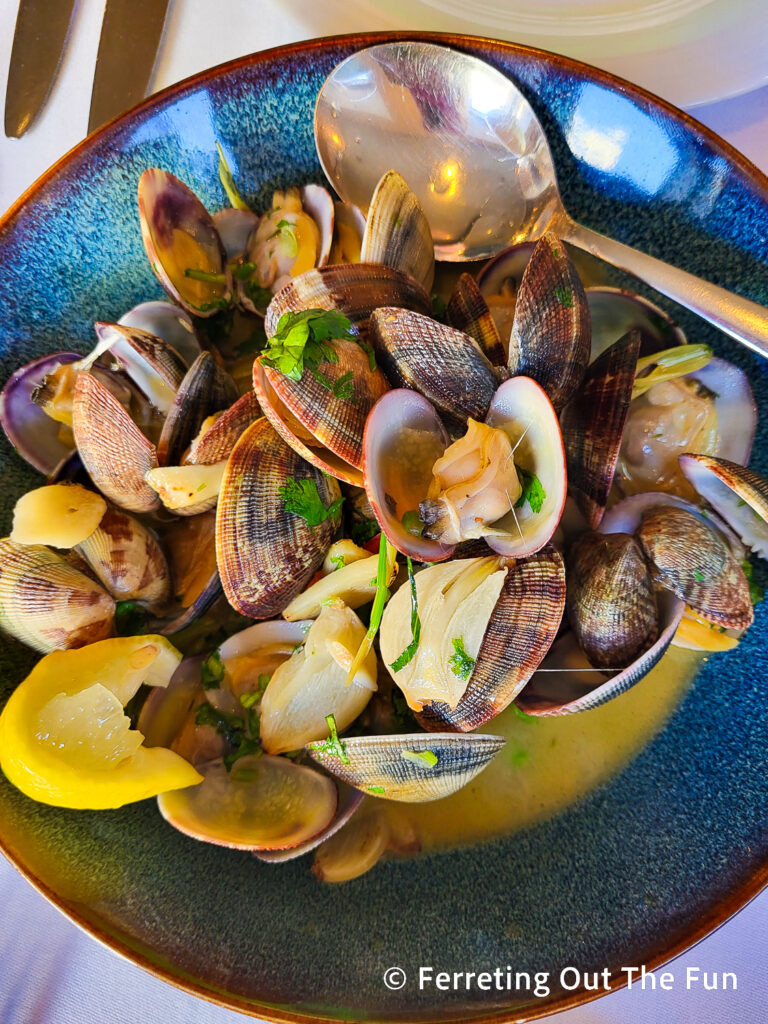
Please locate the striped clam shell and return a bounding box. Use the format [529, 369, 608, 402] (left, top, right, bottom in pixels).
[93, 323, 187, 414]
[215, 418, 340, 619]
[680, 453, 768, 560]
[157, 352, 238, 467]
[445, 273, 506, 366]
[138, 168, 230, 317]
[360, 170, 434, 292]
[0, 540, 115, 653]
[255, 338, 389, 486]
[416, 545, 566, 732]
[72, 372, 160, 514]
[117, 301, 202, 368]
[369, 307, 501, 427]
[566, 531, 658, 670]
[186, 391, 261, 466]
[561, 330, 641, 529]
[508, 232, 591, 411]
[305, 732, 505, 803]
[75, 506, 170, 609]
[151, 510, 221, 634]
[263, 263, 432, 341]
[637, 504, 753, 630]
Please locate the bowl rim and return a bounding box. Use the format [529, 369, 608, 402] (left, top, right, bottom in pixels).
[2, 27, 768, 1024]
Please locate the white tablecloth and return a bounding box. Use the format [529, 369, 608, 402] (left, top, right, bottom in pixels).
[1, 1, 768, 1021]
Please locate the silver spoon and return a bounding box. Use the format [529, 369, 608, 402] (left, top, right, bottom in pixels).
[315, 41, 768, 360]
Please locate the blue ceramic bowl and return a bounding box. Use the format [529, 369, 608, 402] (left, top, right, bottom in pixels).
[1, 32, 768, 1022]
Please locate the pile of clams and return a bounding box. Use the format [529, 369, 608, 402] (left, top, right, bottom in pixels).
[1, 147, 765, 883]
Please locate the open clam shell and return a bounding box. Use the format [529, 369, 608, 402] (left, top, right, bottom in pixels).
[254, 785, 364, 863]
[329, 202, 366, 265]
[151, 510, 221, 634]
[300, 184, 335, 268]
[263, 263, 431, 341]
[445, 273, 506, 366]
[586, 287, 686, 359]
[211, 207, 260, 261]
[156, 352, 238, 467]
[305, 732, 505, 803]
[369, 307, 500, 427]
[118, 301, 202, 367]
[680, 453, 768, 559]
[360, 170, 435, 292]
[561, 330, 642, 529]
[157, 755, 339, 851]
[92, 322, 187, 417]
[138, 168, 230, 317]
[215, 418, 341, 619]
[508, 233, 590, 411]
[476, 241, 536, 345]
[688, 358, 756, 466]
[186, 391, 261, 466]
[0, 352, 81, 473]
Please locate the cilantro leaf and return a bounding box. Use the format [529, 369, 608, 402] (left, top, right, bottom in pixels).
[194, 701, 261, 771]
[448, 637, 475, 681]
[390, 558, 421, 672]
[515, 468, 546, 514]
[245, 281, 274, 311]
[312, 713, 350, 764]
[279, 477, 344, 528]
[368, 785, 385, 794]
[201, 650, 225, 689]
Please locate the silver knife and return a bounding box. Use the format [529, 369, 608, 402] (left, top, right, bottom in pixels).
[5, 0, 77, 138]
[88, 0, 170, 134]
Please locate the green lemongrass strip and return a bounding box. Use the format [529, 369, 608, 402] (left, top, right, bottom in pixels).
[631, 344, 712, 399]
[344, 534, 397, 685]
[184, 268, 227, 285]
[216, 142, 250, 211]
[390, 558, 421, 671]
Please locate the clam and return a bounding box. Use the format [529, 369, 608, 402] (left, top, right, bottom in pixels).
[680, 453, 768, 560]
[360, 170, 434, 292]
[215, 418, 341, 619]
[379, 549, 565, 731]
[156, 351, 238, 467]
[0, 540, 115, 653]
[311, 800, 416, 882]
[185, 391, 261, 466]
[637, 504, 753, 630]
[152, 510, 221, 634]
[328, 202, 366, 265]
[260, 603, 378, 755]
[363, 377, 566, 562]
[211, 207, 260, 261]
[118, 301, 202, 367]
[138, 168, 230, 317]
[476, 240, 536, 344]
[566, 531, 658, 670]
[445, 273, 506, 367]
[157, 755, 339, 851]
[368, 308, 501, 428]
[305, 732, 505, 803]
[262, 263, 431, 340]
[586, 287, 686, 360]
[255, 784, 364, 864]
[91, 322, 187, 420]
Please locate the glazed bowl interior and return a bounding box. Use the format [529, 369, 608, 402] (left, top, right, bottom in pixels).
[1, 32, 767, 1023]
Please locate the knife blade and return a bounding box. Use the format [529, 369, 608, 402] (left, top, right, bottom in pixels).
[87, 0, 170, 134]
[5, 0, 77, 138]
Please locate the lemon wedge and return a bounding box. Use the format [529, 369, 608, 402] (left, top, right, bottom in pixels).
[0, 635, 203, 809]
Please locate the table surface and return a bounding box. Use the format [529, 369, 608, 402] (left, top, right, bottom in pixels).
[1, 1, 768, 1022]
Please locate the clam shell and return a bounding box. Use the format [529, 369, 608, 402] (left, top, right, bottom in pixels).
[211, 207, 260, 260]
[186, 391, 261, 465]
[256, 338, 389, 483]
[305, 732, 505, 803]
[566, 531, 658, 670]
[360, 170, 435, 292]
[689, 358, 756, 466]
[0, 540, 115, 653]
[680, 453, 768, 559]
[586, 287, 686, 360]
[138, 168, 230, 317]
[445, 273, 506, 366]
[156, 352, 238, 467]
[300, 184, 335, 268]
[263, 263, 432, 341]
[254, 785, 364, 863]
[637, 504, 753, 630]
[509, 233, 590, 411]
[92, 322, 187, 416]
[118, 301, 202, 367]
[72, 372, 160, 514]
[416, 545, 566, 732]
[215, 418, 340, 618]
[0, 352, 80, 473]
[152, 510, 221, 634]
[76, 506, 170, 609]
[363, 389, 454, 562]
[329, 202, 366, 265]
[369, 307, 500, 427]
[561, 330, 641, 529]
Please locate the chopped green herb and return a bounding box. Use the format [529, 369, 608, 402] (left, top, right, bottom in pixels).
[267, 219, 298, 256]
[184, 268, 227, 285]
[737, 498, 748, 508]
[196, 482, 207, 492]
[115, 600, 148, 636]
[515, 468, 546, 514]
[261, 308, 356, 388]
[553, 285, 573, 308]
[550, 246, 560, 258]
[198, 296, 231, 313]
[512, 704, 537, 723]
[325, 369, 354, 400]
[368, 785, 385, 794]
[448, 637, 475, 681]
[401, 749, 438, 769]
[401, 510, 424, 537]
[232, 259, 256, 281]
[390, 558, 421, 672]
[194, 702, 261, 770]
[313, 713, 349, 764]
[240, 690, 260, 709]
[742, 559, 764, 605]
[201, 650, 226, 689]
[216, 142, 250, 210]
[349, 517, 379, 546]
[245, 281, 274, 310]
[330, 553, 346, 571]
[279, 477, 344, 528]
[693, 570, 706, 582]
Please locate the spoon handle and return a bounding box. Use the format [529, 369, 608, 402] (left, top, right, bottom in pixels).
[562, 219, 768, 360]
